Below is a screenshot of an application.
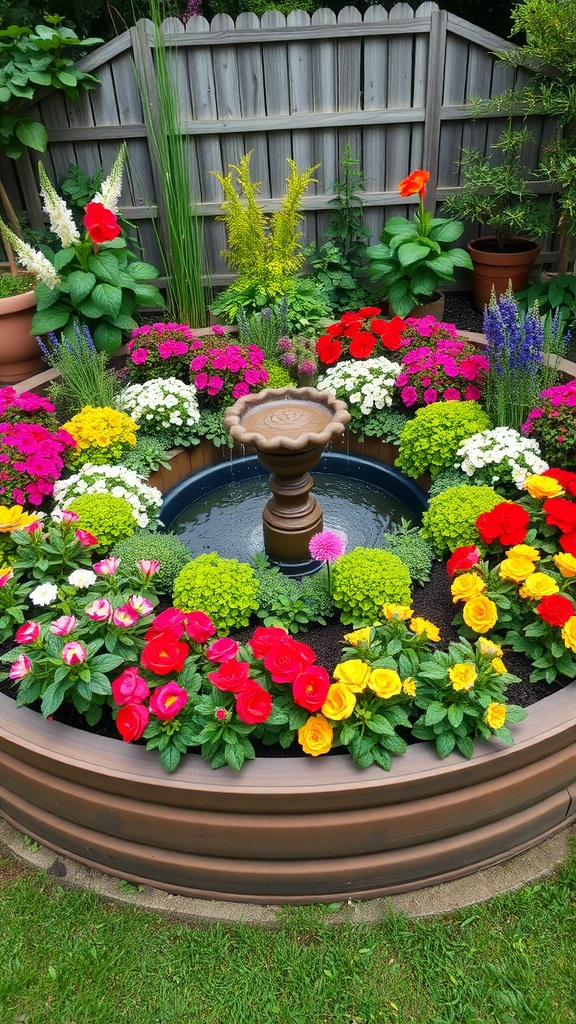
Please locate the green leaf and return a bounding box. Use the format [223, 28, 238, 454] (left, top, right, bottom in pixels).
[126, 260, 159, 280]
[159, 744, 181, 773]
[366, 714, 394, 736]
[53, 247, 77, 271]
[455, 734, 474, 759]
[397, 242, 430, 267]
[131, 283, 164, 307]
[91, 283, 122, 318]
[31, 304, 70, 333]
[429, 219, 464, 242]
[88, 251, 121, 286]
[447, 704, 464, 728]
[41, 680, 68, 717]
[447, 247, 474, 269]
[14, 119, 47, 152]
[93, 321, 123, 354]
[67, 270, 96, 305]
[425, 702, 447, 726]
[436, 731, 456, 758]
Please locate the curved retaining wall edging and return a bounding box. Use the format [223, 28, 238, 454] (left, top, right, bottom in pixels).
[0, 684, 575, 903]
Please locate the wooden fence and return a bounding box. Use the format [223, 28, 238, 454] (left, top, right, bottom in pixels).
[0, 2, 556, 283]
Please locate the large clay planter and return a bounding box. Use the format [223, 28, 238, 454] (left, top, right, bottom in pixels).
[387, 291, 445, 321]
[467, 237, 540, 309]
[0, 289, 43, 383]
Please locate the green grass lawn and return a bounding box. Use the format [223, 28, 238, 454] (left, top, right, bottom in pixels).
[1, 841, 575, 1024]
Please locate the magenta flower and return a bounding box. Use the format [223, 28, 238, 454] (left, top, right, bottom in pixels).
[61, 641, 87, 666]
[76, 529, 98, 547]
[443, 388, 461, 401]
[15, 621, 40, 644]
[308, 530, 346, 563]
[130, 348, 148, 365]
[423, 388, 438, 404]
[112, 605, 140, 628]
[400, 386, 418, 407]
[10, 654, 32, 680]
[111, 667, 150, 705]
[128, 594, 154, 616]
[85, 598, 113, 622]
[138, 558, 160, 579]
[50, 615, 78, 636]
[149, 681, 188, 720]
[93, 557, 120, 577]
[211, 324, 225, 335]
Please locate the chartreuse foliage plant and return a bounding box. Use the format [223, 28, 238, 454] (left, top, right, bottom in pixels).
[172, 553, 259, 634]
[396, 400, 491, 480]
[67, 494, 137, 552]
[331, 548, 412, 625]
[421, 484, 502, 558]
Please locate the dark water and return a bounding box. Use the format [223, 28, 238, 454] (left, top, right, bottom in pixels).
[171, 473, 414, 561]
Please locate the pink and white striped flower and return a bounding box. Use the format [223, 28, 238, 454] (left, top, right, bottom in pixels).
[112, 605, 140, 628]
[10, 654, 32, 680]
[61, 641, 87, 666]
[50, 614, 77, 636]
[93, 557, 120, 577]
[127, 594, 154, 616]
[138, 559, 160, 580]
[85, 598, 113, 622]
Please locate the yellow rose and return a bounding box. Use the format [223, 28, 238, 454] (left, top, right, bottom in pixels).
[409, 617, 441, 642]
[477, 636, 503, 657]
[402, 677, 416, 697]
[498, 556, 536, 583]
[554, 553, 576, 578]
[343, 627, 371, 647]
[333, 659, 371, 692]
[519, 573, 559, 600]
[491, 657, 507, 675]
[381, 604, 413, 621]
[485, 702, 507, 730]
[449, 663, 477, 691]
[0, 505, 40, 533]
[561, 616, 576, 653]
[298, 714, 333, 756]
[507, 544, 540, 562]
[321, 683, 356, 721]
[462, 596, 498, 633]
[524, 474, 565, 499]
[369, 668, 402, 699]
[450, 573, 486, 603]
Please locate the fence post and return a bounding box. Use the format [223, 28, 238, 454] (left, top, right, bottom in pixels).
[423, 7, 448, 213]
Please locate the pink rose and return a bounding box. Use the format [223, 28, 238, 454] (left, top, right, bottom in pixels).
[205, 637, 240, 663]
[112, 605, 140, 628]
[85, 598, 113, 622]
[10, 654, 32, 680]
[149, 681, 188, 720]
[112, 668, 150, 705]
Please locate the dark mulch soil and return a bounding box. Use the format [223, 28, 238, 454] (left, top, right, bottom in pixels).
[443, 290, 484, 333]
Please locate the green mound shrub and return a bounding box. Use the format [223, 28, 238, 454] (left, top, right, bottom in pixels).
[428, 467, 471, 499]
[381, 526, 434, 586]
[262, 362, 294, 389]
[112, 531, 192, 594]
[331, 548, 412, 625]
[396, 401, 491, 480]
[172, 553, 259, 634]
[421, 485, 501, 558]
[67, 494, 137, 552]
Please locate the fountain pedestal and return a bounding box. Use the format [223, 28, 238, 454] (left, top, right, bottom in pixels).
[224, 388, 351, 570]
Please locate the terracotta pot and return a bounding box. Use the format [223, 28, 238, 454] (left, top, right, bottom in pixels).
[0, 289, 43, 384]
[467, 237, 540, 309]
[387, 291, 445, 321]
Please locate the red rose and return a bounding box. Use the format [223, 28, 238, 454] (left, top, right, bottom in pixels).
[145, 607, 185, 641]
[206, 637, 240, 663]
[542, 468, 576, 496]
[116, 703, 149, 742]
[316, 334, 342, 365]
[536, 594, 575, 627]
[263, 636, 316, 684]
[560, 530, 576, 556]
[149, 681, 188, 720]
[248, 625, 289, 659]
[543, 497, 576, 534]
[292, 665, 331, 711]
[140, 634, 189, 675]
[476, 503, 530, 547]
[235, 681, 272, 724]
[371, 315, 408, 351]
[83, 201, 121, 244]
[446, 545, 481, 577]
[184, 610, 216, 643]
[208, 659, 250, 692]
[348, 331, 377, 359]
[111, 667, 150, 705]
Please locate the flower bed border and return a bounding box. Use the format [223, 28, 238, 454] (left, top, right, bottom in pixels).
[0, 338, 575, 904]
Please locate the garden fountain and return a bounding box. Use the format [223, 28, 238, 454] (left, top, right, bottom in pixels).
[223, 386, 351, 571]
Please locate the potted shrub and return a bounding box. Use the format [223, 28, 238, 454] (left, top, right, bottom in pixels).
[366, 170, 473, 319]
[443, 123, 554, 308]
[0, 268, 42, 383]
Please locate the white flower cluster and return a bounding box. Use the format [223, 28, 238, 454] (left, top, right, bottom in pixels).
[92, 143, 126, 213]
[455, 427, 548, 490]
[38, 163, 80, 248]
[53, 464, 162, 529]
[117, 377, 201, 445]
[2, 224, 60, 289]
[317, 357, 401, 415]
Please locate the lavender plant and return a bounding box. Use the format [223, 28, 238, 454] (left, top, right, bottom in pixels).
[39, 323, 118, 420]
[483, 288, 566, 431]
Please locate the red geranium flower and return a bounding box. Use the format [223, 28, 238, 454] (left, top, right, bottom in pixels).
[543, 497, 576, 534]
[476, 503, 530, 547]
[116, 703, 149, 742]
[398, 169, 430, 198]
[371, 315, 409, 351]
[140, 634, 190, 675]
[235, 681, 272, 724]
[348, 331, 377, 359]
[446, 545, 481, 577]
[542, 468, 576, 496]
[205, 637, 240, 663]
[83, 201, 121, 244]
[263, 636, 316, 684]
[292, 665, 331, 712]
[536, 594, 575, 627]
[316, 334, 342, 365]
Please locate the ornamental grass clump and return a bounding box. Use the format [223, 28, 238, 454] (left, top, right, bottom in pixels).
[117, 378, 201, 450]
[173, 553, 259, 634]
[53, 464, 162, 530]
[396, 400, 491, 480]
[331, 548, 412, 625]
[66, 494, 137, 552]
[455, 426, 548, 495]
[421, 485, 502, 557]
[522, 380, 576, 469]
[38, 323, 118, 420]
[62, 406, 137, 469]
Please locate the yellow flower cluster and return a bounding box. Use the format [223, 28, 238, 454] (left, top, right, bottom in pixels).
[0, 504, 41, 533]
[63, 406, 138, 468]
[524, 474, 564, 499]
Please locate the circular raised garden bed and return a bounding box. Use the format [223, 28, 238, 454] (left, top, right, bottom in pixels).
[1, 347, 575, 903]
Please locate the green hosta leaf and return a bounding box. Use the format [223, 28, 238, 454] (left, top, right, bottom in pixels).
[14, 119, 47, 152]
[31, 304, 70, 333]
[436, 731, 456, 758]
[397, 242, 430, 267]
[132, 283, 164, 307]
[424, 254, 455, 277]
[78, 298, 103, 318]
[53, 247, 77, 271]
[109, 314, 138, 331]
[93, 321, 122, 354]
[448, 248, 474, 269]
[91, 283, 122, 318]
[126, 260, 159, 280]
[410, 265, 439, 294]
[67, 270, 96, 304]
[88, 252, 121, 286]
[429, 220, 464, 242]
